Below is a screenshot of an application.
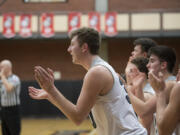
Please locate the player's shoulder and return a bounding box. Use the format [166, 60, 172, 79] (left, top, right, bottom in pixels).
[172, 82, 180, 95]
[84, 66, 112, 83]
[169, 82, 180, 110]
[10, 74, 21, 84]
[12, 74, 20, 80]
[87, 65, 111, 77]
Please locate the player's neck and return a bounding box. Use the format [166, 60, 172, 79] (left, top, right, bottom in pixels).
[163, 72, 173, 80]
[81, 55, 99, 70]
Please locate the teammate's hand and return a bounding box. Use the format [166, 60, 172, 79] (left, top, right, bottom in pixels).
[132, 71, 146, 88]
[148, 70, 165, 93]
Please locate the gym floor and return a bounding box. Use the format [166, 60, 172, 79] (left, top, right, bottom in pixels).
[0, 118, 96, 135]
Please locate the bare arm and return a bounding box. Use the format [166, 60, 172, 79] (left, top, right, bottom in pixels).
[30, 66, 111, 125]
[126, 70, 156, 117]
[156, 83, 180, 135]
[127, 88, 156, 117]
[132, 72, 146, 101]
[148, 71, 180, 135]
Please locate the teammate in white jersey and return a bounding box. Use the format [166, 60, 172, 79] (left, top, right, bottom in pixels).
[124, 38, 157, 135]
[125, 57, 154, 134]
[28, 27, 147, 135]
[127, 45, 178, 135]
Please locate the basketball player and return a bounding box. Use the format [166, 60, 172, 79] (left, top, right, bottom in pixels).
[29, 27, 147, 135]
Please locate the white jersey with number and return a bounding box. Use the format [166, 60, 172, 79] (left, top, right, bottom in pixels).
[91, 56, 147, 135]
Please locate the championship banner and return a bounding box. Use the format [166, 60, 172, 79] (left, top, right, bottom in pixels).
[41, 13, 54, 37]
[68, 12, 81, 33]
[104, 12, 117, 36]
[88, 12, 100, 32]
[19, 14, 32, 37]
[3, 13, 15, 38]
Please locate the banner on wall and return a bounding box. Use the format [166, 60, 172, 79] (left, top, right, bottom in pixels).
[3, 13, 15, 38]
[41, 13, 54, 37]
[68, 12, 81, 33]
[88, 12, 100, 32]
[19, 14, 32, 37]
[104, 12, 117, 36]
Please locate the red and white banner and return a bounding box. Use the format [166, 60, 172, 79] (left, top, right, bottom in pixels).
[88, 12, 100, 32]
[104, 12, 117, 36]
[41, 13, 54, 37]
[19, 14, 32, 37]
[3, 13, 15, 38]
[68, 12, 81, 33]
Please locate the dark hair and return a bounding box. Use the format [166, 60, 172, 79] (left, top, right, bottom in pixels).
[69, 27, 101, 55]
[148, 45, 176, 73]
[131, 57, 149, 77]
[133, 38, 157, 53]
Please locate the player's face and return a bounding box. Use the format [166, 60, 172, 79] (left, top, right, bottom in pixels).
[147, 54, 161, 75]
[67, 36, 82, 64]
[131, 45, 144, 59]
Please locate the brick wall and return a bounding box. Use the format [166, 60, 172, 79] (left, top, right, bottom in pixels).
[1, 0, 179, 13]
[1, 37, 179, 80]
[0, 39, 86, 80]
[0, 0, 94, 13]
[108, 37, 180, 76]
[109, 0, 180, 12]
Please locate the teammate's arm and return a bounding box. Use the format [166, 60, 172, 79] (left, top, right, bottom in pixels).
[128, 90, 156, 117]
[156, 83, 180, 135]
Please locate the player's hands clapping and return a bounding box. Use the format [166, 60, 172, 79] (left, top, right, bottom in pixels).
[34, 66, 55, 93]
[29, 87, 49, 100]
[148, 70, 165, 93]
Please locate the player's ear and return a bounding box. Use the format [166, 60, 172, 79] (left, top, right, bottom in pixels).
[143, 52, 147, 58]
[161, 61, 167, 70]
[81, 43, 88, 53]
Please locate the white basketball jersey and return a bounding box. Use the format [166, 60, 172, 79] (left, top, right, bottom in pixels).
[91, 56, 147, 135]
